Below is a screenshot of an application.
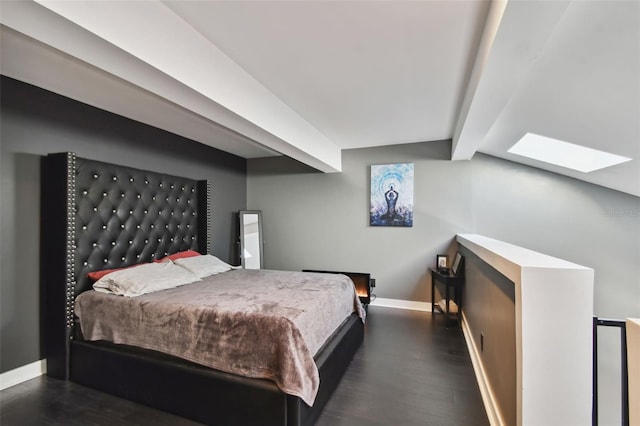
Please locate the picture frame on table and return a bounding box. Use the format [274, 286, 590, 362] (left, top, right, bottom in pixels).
[436, 254, 449, 273]
[452, 252, 464, 276]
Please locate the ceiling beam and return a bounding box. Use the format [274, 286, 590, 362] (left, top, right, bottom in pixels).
[451, 0, 571, 161]
[1, 0, 342, 172]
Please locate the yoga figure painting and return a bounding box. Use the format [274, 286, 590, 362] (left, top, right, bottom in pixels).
[370, 163, 414, 227]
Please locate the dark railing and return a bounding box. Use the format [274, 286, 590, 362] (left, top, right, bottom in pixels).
[592, 317, 628, 426]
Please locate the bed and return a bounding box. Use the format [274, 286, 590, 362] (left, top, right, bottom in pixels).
[41, 152, 365, 426]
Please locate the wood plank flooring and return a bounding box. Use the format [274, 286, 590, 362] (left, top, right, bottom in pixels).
[1, 307, 488, 426]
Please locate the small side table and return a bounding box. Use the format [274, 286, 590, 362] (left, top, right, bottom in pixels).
[429, 267, 464, 323]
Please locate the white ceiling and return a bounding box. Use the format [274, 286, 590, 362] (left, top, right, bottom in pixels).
[1, 0, 638, 196]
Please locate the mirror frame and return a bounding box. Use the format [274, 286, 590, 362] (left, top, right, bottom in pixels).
[239, 210, 264, 269]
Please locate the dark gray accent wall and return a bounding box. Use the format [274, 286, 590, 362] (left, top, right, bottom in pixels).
[0, 76, 247, 373]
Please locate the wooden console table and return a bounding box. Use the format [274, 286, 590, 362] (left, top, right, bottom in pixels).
[429, 267, 464, 323]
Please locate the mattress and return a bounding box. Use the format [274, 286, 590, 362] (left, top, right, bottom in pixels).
[75, 269, 366, 406]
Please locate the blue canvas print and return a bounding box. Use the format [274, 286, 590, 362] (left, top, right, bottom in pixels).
[370, 163, 414, 227]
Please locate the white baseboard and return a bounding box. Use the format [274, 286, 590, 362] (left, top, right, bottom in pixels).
[460, 311, 504, 426]
[369, 297, 432, 312]
[0, 359, 46, 391]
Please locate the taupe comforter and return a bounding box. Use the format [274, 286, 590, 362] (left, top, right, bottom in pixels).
[75, 269, 365, 406]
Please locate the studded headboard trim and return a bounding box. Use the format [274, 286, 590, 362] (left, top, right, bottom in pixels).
[65, 153, 78, 330]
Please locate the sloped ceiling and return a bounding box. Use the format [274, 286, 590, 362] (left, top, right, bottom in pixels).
[1, 0, 638, 196]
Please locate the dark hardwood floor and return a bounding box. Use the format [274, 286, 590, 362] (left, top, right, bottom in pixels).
[1, 307, 488, 426]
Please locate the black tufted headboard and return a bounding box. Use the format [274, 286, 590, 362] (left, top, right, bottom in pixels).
[41, 152, 211, 378]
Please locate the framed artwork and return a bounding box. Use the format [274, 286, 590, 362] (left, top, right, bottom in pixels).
[452, 252, 464, 276]
[436, 254, 448, 271]
[370, 163, 414, 227]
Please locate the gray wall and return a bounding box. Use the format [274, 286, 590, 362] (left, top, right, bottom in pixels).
[248, 141, 474, 301]
[248, 140, 639, 423]
[0, 76, 247, 373]
[469, 154, 640, 424]
[470, 155, 640, 318]
[2, 73, 638, 420]
[248, 141, 639, 314]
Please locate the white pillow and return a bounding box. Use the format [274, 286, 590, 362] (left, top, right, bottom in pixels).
[172, 254, 234, 278]
[93, 261, 201, 297]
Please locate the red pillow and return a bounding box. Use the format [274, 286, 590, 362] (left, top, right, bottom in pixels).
[88, 251, 201, 281]
[87, 264, 137, 281]
[156, 250, 201, 263]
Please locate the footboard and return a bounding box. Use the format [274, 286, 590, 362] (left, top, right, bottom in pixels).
[70, 313, 364, 426]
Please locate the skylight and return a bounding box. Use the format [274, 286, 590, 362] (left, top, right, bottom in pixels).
[508, 133, 632, 173]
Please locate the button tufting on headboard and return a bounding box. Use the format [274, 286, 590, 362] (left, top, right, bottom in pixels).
[73, 157, 202, 295]
[41, 151, 212, 377]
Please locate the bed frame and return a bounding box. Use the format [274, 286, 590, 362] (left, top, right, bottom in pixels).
[41, 152, 364, 426]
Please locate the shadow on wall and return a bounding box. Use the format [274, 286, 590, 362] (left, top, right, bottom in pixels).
[249, 139, 453, 178]
[248, 156, 321, 176]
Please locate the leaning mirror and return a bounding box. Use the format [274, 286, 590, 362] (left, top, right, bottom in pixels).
[239, 210, 263, 269]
